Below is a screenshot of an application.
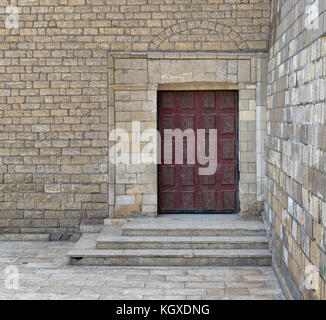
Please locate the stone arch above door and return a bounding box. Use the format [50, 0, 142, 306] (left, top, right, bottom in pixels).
[149, 20, 249, 51]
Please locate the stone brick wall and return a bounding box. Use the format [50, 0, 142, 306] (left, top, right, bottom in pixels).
[265, 0, 326, 299]
[0, 0, 271, 239]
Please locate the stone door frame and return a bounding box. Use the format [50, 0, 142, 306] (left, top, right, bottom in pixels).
[107, 52, 267, 219]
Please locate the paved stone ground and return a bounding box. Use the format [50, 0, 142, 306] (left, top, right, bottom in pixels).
[0, 241, 285, 300]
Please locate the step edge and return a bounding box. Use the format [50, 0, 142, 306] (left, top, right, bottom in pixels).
[67, 249, 272, 259]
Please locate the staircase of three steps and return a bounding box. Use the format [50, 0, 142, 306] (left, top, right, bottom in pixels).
[67, 215, 271, 266]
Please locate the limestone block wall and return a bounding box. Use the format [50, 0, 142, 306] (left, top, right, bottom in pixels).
[265, 0, 326, 299]
[0, 0, 271, 239]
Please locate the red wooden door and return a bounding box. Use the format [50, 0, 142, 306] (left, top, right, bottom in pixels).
[158, 91, 239, 213]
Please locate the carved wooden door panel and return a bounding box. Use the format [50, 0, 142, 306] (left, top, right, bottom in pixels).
[158, 91, 239, 213]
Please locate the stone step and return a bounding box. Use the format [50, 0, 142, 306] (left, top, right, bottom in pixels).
[121, 223, 267, 237]
[67, 234, 271, 267]
[96, 235, 269, 249]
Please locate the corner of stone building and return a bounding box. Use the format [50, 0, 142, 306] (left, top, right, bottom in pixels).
[265, 0, 326, 300]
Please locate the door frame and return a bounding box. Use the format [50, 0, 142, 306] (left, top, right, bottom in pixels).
[107, 52, 267, 219]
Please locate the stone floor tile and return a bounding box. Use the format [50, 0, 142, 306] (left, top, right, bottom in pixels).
[48, 273, 88, 281]
[55, 294, 100, 300]
[127, 275, 166, 281]
[0, 294, 15, 300]
[185, 295, 204, 300]
[144, 282, 185, 289]
[243, 275, 275, 281]
[202, 295, 231, 300]
[38, 285, 82, 294]
[103, 280, 145, 288]
[206, 288, 226, 296]
[248, 288, 284, 295]
[163, 288, 207, 296]
[166, 275, 205, 282]
[225, 288, 250, 295]
[225, 281, 265, 288]
[229, 294, 279, 300]
[150, 269, 186, 276]
[12, 293, 57, 300]
[144, 295, 186, 300]
[100, 294, 143, 300]
[80, 286, 122, 295]
[122, 288, 165, 296]
[185, 281, 225, 289]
